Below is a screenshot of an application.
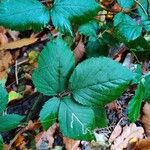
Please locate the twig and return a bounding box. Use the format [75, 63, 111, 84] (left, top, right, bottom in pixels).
[15, 60, 18, 85]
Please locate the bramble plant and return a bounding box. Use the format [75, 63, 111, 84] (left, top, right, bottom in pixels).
[0, 0, 150, 141]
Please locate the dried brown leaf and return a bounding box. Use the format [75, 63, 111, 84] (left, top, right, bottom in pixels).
[127, 138, 150, 150]
[141, 103, 150, 137]
[110, 123, 144, 150]
[35, 124, 57, 149]
[74, 38, 85, 62]
[63, 137, 81, 150]
[109, 124, 122, 143]
[0, 51, 12, 80]
[0, 37, 38, 50]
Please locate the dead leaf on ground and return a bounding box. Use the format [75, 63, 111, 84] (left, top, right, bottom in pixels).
[63, 137, 81, 150]
[110, 123, 144, 150]
[127, 138, 150, 150]
[7, 30, 19, 41]
[0, 26, 8, 45]
[73, 37, 85, 62]
[14, 134, 26, 150]
[109, 124, 122, 143]
[0, 37, 38, 50]
[141, 103, 150, 137]
[0, 51, 12, 80]
[35, 124, 58, 149]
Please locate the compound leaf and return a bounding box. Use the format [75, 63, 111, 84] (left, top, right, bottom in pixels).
[50, 0, 100, 34]
[32, 37, 75, 96]
[69, 57, 134, 106]
[59, 96, 95, 140]
[0, 0, 50, 31]
[40, 97, 60, 130]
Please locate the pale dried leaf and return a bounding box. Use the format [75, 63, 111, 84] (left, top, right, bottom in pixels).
[8, 30, 19, 40]
[0, 37, 38, 50]
[63, 137, 81, 150]
[109, 124, 122, 142]
[110, 123, 144, 150]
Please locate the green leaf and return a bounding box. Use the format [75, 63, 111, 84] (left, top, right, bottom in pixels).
[0, 135, 3, 150]
[92, 106, 108, 128]
[0, 0, 50, 31]
[114, 17, 142, 41]
[50, 0, 100, 34]
[127, 36, 150, 50]
[0, 114, 24, 132]
[0, 85, 8, 113]
[78, 20, 100, 38]
[59, 96, 95, 140]
[113, 13, 131, 26]
[69, 57, 134, 106]
[132, 64, 142, 84]
[40, 97, 60, 130]
[128, 80, 145, 122]
[32, 37, 75, 96]
[117, 0, 135, 8]
[142, 20, 150, 32]
[143, 74, 150, 102]
[86, 38, 108, 58]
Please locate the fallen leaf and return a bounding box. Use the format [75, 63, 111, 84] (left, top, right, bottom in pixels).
[110, 123, 144, 150]
[8, 91, 23, 102]
[109, 124, 122, 143]
[63, 137, 81, 150]
[14, 135, 26, 150]
[0, 37, 38, 50]
[35, 124, 57, 149]
[7, 30, 19, 41]
[127, 138, 150, 150]
[0, 51, 12, 80]
[73, 38, 85, 62]
[141, 103, 150, 137]
[89, 130, 110, 150]
[0, 26, 8, 45]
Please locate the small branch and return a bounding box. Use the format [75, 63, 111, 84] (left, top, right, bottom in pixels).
[15, 60, 19, 85]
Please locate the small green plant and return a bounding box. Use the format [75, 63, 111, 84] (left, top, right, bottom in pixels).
[0, 0, 150, 142]
[32, 37, 134, 140]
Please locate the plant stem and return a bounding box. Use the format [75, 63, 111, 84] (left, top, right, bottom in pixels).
[26, 93, 43, 122]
